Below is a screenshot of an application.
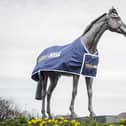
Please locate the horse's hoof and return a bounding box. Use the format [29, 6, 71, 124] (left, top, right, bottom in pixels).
[48, 113, 54, 119]
[42, 114, 47, 119]
[71, 112, 78, 118]
[89, 112, 96, 119]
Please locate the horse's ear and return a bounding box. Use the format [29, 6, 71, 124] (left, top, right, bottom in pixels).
[111, 6, 116, 11]
[108, 6, 119, 17]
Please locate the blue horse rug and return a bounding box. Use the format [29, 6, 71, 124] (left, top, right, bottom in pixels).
[31, 37, 99, 81]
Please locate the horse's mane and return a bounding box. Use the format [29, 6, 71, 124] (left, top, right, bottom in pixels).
[82, 13, 107, 35]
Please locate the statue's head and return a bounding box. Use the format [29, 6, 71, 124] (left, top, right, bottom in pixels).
[107, 7, 126, 36]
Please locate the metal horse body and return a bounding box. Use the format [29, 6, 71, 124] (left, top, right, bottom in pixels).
[32, 8, 126, 118]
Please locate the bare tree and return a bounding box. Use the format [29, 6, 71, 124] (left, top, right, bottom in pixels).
[0, 97, 21, 121]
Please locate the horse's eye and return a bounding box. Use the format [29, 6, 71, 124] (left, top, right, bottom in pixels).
[112, 16, 120, 20]
[112, 13, 117, 16]
[111, 13, 120, 19]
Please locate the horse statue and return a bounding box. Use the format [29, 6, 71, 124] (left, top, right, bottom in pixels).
[31, 7, 126, 118]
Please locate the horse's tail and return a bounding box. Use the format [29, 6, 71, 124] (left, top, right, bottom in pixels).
[35, 81, 42, 100]
[35, 71, 43, 100]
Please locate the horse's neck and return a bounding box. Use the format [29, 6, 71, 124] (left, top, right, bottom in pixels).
[81, 15, 108, 54]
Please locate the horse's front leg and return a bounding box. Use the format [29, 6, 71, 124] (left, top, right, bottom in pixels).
[47, 73, 59, 118]
[69, 75, 79, 118]
[85, 77, 96, 118]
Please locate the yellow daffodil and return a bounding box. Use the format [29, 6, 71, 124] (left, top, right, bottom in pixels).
[31, 119, 37, 124]
[37, 118, 42, 122]
[64, 119, 68, 123]
[120, 118, 126, 124]
[71, 119, 76, 124]
[55, 119, 58, 124]
[44, 117, 48, 121]
[39, 122, 43, 126]
[28, 120, 32, 125]
[120, 125, 124, 126]
[75, 122, 80, 126]
[60, 116, 65, 120]
[96, 122, 99, 126]
[51, 118, 55, 123]
[59, 121, 63, 124]
[42, 120, 46, 124]
[48, 119, 52, 123]
[54, 124, 59, 126]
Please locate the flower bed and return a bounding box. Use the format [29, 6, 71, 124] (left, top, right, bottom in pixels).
[0, 116, 126, 126]
[28, 117, 80, 126]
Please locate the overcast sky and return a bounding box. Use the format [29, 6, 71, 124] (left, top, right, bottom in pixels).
[0, 0, 126, 117]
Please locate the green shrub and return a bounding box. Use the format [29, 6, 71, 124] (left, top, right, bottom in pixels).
[0, 116, 27, 126]
[80, 118, 102, 126]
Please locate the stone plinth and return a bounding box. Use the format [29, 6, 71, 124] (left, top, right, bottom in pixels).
[55, 112, 126, 123]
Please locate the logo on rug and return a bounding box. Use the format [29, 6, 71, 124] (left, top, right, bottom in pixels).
[37, 51, 62, 63]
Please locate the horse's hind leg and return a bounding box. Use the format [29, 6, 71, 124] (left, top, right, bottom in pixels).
[69, 75, 79, 118]
[47, 72, 59, 118]
[40, 72, 48, 118]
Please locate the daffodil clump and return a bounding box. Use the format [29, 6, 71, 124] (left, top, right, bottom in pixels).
[27, 117, 80, 126]
[108, 118, 126, 126]
[119, 118, 126, 125]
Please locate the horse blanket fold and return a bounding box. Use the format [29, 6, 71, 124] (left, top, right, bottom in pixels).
[31, 37, 99, 81]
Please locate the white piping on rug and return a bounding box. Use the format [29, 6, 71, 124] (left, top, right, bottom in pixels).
[80, 53, 86, 75]
[80, 37, 98, 56]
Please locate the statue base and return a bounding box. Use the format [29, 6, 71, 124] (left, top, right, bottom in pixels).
[55, 112, 126, 123]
